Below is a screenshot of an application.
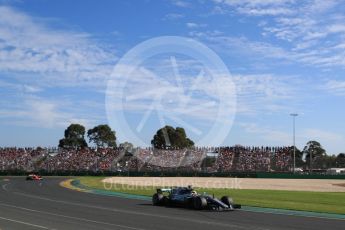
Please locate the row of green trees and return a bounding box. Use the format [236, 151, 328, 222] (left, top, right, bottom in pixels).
[290, 140, 345, 169]
[58, 124, 117, 148]
[58, 124, 194, 149]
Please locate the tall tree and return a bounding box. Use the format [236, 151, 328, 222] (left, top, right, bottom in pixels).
[87, 124, 116, 148]
[151, 126, 194, 149]
[302, 141, 326, 170]
[336, 153, 345, 167]
[59, 124, 88, 148]
[290, 146, 304, 168]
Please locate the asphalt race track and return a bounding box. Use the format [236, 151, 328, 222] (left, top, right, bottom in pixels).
[0, 178, 344, 230]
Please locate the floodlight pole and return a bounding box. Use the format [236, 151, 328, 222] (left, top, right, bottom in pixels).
[290, 113, 298, 173]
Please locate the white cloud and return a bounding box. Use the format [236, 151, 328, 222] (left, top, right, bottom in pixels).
[239, 122, 291, 144]
[211, 0, 345, 69]
[238, 124, 345, 154]
[190, 33, 292, 62]
[186, 22, 207, 29]
[0, 95, 99, 128]
[191, 29, 345, 68]
[214, 0, 294, 7]
[171, 0, 190, 8]
[22, 85, 42, 93]
[0, 78, 42, 93]
[328, 24, 345, 33]
[0, 6, 116, 131]
[214, 0, 295, 16]
[211, 6, 228, 15]
[324, 80, 345, 96]
[0, 6, 116, 87]
[303, 128, 343, 142]
[237, 6, 294, 16]
[163, 13, 184, 20]
[232, 73, 296, 115]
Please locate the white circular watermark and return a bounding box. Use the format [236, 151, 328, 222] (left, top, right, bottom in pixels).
[106, 36, 236, 153]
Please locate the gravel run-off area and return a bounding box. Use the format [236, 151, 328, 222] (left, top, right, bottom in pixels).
[102, 177, 345, 192]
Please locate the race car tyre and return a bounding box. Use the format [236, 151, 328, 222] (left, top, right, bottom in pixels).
[185, 198, 194, 209]
[162, 196, 171, 206]
[152, 193, 164, 206]
[193, 196, 207, 210]
[221, 196, 233, 207]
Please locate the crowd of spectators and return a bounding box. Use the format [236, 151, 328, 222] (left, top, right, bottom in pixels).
[213, 147, 235, 172]
[39, 148, 121, 172]
[144, 149, 186, 170]
[0, 147, 46, 171]
[271, 147, 293, 172]
[232, 147, 271, 172]
[179, 149, 206, 171]
[0, 146, 293, 173]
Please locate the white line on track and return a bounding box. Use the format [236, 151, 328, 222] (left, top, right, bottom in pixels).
[0, 202, 147, 230]
[0, 216, 50, 229]
[240, 208, 345, 221]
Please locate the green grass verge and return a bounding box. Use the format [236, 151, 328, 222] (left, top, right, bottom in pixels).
[77, 176, 345, 215]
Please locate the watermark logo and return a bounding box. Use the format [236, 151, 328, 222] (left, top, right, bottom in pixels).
[106, 36, 236, 167]
[102, 177, 242, 191]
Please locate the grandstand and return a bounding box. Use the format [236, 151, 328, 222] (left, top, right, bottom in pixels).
[1, 146, 296, 173]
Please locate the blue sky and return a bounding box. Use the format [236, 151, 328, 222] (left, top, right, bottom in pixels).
[0, 0, 344, 154]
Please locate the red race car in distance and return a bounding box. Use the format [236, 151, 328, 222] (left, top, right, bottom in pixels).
[26, 174, 43, 181]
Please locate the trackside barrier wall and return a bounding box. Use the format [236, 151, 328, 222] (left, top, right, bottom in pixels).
[1, 170, 345, 179]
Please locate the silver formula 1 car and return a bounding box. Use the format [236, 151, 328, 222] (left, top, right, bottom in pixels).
[152, 186, 241, 211]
